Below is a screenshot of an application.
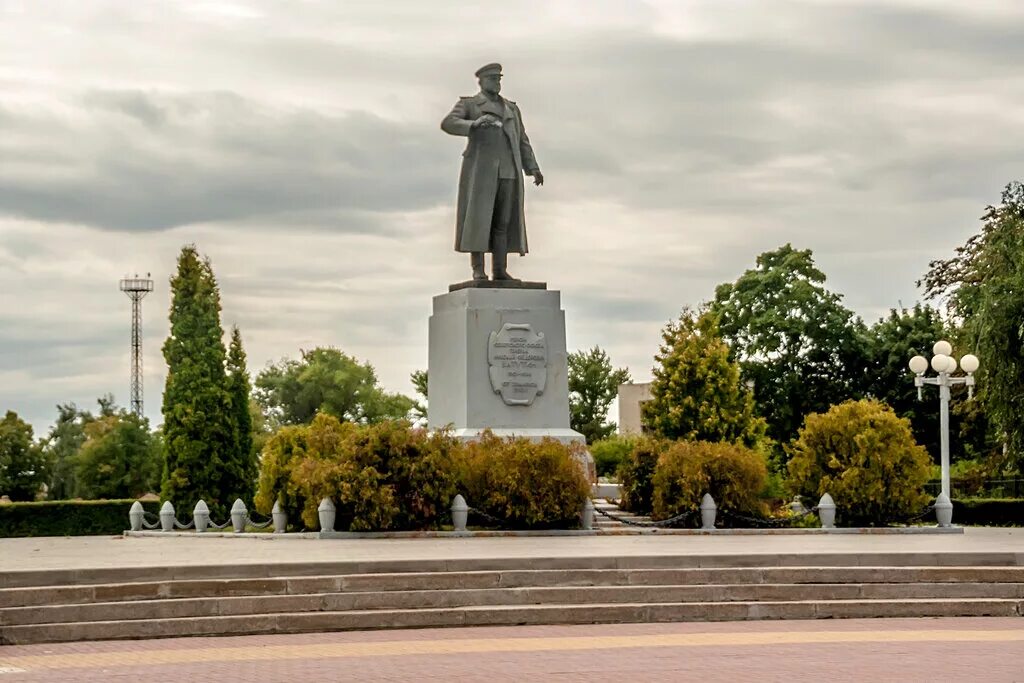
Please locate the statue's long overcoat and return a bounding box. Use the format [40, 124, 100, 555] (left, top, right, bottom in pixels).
[441, 93, 540, 254]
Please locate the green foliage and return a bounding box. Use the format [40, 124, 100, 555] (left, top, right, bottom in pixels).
[75, 412, 162, 499]
[952, 498, 1024, 527]
[255, 347, 415, 427]
[863, 305, 954, 463]
[788, 399, 932, 526]
[161, 245, 236, 518]
[568, 346, 631, 444]
[922, 182, 1024, 475]
[40, 403, 91, 500]
[0, 411, 47, 502]
[0, 499, 161, 538]
[458, 433, 590, 529]
[651, 441, 768, 521]
[712, 244, 868, 449]
[590, 434, 638, 478]
[642, 308, 768, 450]
[410, 369, 428, 422]
[225, 326, 256, 503]
[616, 436, 667, 514]
[254, 414, 460, 532]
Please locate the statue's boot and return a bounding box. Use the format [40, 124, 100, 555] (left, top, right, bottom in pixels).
[470, 252, 487, 281]
[491, 244, 519, 282]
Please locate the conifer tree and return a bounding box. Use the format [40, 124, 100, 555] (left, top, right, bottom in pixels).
[225, 326, 256, 502]
[161, 246, 234, 517]
[642, 308, 768, 451]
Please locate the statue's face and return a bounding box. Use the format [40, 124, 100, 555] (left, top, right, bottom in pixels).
[479, 73, 501, 95]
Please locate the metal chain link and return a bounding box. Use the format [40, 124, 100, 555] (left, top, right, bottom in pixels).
[246, 515, 274, 530]
[208, 518, 232, 530]
[717, 506, 820, 528]
[141, 511, 161, 530]
[592, 505, 698, 528]
[467, 506, 509, 528]
[893, 505, 936, 525]
[172, 518, 195, 530]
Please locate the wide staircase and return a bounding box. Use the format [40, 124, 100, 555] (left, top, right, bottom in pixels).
[2, 553, 1022, 645]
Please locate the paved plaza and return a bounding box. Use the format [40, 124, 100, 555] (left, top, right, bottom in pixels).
[1, 618, 1023, 681]
[3, 527, 1024, 573]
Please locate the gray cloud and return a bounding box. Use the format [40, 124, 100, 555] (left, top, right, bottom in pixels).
[1, 0, 1024, 433]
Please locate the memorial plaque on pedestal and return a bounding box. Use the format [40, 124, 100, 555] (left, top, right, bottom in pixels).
[487, 323, 548, 406]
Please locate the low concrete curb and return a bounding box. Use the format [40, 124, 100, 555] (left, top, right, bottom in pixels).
[124, 526, 965, 540]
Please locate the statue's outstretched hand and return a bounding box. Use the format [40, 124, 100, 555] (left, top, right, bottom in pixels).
[530, 170, 544, 186]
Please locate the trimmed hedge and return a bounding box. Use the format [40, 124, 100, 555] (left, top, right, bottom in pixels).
[0, 499, 161, 538]
[953, 498, 1024, 527]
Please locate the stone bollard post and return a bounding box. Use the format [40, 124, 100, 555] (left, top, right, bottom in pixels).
[193, 500, 210, 533]
[789, 495, 807, 515]
[818, 493, 836, 529]
[700, 493, 717, 530]
[272, 499, 288, 534]
[129, 501, 144, 531]
[159, 501, 175, 532]
[230, 499, 247, 533]
[451, 494, 468, 532]
[934, 492, 954, 528]
[581, 498, 594, 530]
[318, 497, 336, 532]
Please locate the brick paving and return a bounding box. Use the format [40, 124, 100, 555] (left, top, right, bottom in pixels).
[1, 618, 1022, 682]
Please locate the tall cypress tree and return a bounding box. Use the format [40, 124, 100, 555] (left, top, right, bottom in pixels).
[225, 326, 256, 502]
[161, 246, 234, 517]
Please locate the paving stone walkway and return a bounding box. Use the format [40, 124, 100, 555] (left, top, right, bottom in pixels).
[1, 618, 1022, 681]
[3, 527, 1023, 572]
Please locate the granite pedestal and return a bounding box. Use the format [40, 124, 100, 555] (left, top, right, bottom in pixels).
[427, 286, 585, 446]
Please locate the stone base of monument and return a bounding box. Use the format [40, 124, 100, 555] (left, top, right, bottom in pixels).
[428, 286, 594, 479]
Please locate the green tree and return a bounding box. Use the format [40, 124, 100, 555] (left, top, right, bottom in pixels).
[712, 244, 868, 447]
[254, 347, 414, 426]
[410, 369, 428, 422]
[161, 245, 236, 516]
[921, 182, 1024, 475]
[225, 326, 256, 502]
[0, 411, 47, 502]
[642, 308, 768, 449]
[568, 346, 631, 444]
[863, 305, 952, 463]
[75, 411, 162, 499]
[41, 403, 91, 500]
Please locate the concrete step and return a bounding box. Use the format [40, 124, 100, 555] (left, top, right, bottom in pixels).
[3, 598, 1022, 645]
[5, 552, 1023, 589]
[5, 566, 1024, 609]
[4, 582, 1024, 627]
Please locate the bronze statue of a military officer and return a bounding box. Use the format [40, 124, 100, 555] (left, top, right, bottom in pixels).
[441, 63, 543, 282]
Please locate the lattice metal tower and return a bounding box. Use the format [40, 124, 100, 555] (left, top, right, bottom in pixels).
[119, 274, 154, 418]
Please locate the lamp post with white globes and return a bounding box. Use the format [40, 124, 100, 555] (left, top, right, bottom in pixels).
[908, 340, 979, 526]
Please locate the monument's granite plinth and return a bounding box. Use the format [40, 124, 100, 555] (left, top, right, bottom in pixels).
[428, 287, 584, 445]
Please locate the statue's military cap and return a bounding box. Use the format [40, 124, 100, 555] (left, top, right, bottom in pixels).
[474, 62, 503, 78]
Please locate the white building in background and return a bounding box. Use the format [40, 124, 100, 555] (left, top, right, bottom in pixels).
[617, 382, 652, 434]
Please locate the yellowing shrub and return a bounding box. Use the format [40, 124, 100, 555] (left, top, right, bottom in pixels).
[457, 432, 590, 529]
[651, 440, 768, 521]
[254, 415, 460, 531]
[787, 399, 931, 526]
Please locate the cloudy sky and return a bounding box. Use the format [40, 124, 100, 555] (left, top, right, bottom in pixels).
[2, 0, 1023, 435]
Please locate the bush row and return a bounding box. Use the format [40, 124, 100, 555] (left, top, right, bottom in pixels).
[0, 499, 162, 538]
[253, 415, 590, 532]
[953, 498, 1024, 526]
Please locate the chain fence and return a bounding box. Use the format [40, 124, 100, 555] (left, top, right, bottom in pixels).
[141, 511, 161, 530]
[717, 505, 821, 529]
[246, 514, 274, 530]
[592, 505, 699, 528]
